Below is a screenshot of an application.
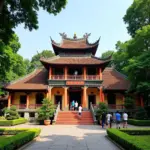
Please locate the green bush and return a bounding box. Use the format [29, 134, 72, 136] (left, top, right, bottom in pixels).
[4, 105, 19, 120]
[37, 98, 56, 120]
[0, 128, 41, 150]
[107, 129, 150, 150]
[96, 102, 108, 120]
[0, 118, 27, 126]
[124, 96, 135, 109]
[135, 107, 148, 120]
[128, 119, 150, 126]
[121, 128, 150, 135]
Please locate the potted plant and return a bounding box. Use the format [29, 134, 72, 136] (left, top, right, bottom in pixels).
[37, 98, 55, 125]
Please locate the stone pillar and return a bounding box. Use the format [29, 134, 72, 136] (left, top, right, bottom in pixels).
[99, 68, 102, 80]
[8, 93, 11, 108]
[64, 87, 68, 110]
[64, 66, 68, 80]
[26, 94, 30, 109]
[83, 86, 87, 108]
[24, 112, 29, 120]
[49, 66, 52, 79]
[83, 67, 86, 80]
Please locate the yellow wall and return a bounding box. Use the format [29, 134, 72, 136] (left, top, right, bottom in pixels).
[12, 92, 46, 105]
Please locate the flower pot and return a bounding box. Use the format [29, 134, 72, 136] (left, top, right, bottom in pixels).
[44, 120, 50, 125]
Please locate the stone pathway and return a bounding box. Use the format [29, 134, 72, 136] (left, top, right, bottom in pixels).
[17, 124, 119, 150]
[1, 123, 149, 150]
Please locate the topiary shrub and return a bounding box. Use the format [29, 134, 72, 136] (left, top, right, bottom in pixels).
[124, 96, 135, 109]
[135, 107, 148, 120]
[4, 105, 19, 120]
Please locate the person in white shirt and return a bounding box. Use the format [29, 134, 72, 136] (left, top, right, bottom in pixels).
[78, 105, 82, 117]
[75, 101, 78, 111]
[123, 112, 128, 128]
[106, 112, 113, 128]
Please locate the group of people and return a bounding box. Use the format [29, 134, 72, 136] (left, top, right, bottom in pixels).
[71, 100, 82, 116]
[101, 111, 128, 129]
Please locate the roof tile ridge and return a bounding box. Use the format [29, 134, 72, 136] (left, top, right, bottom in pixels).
[41, 55, 60, 62]
[113, 68, 128, 79]
[7, 69, 39, 86]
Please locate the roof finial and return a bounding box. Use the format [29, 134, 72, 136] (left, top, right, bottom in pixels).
[73, 33, 77, 39]
[83, 33, 91, 38]
[59, 32, 67, 38]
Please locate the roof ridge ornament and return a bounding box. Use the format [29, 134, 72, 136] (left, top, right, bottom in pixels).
[83, 33, 91, 38]
[59, 32, 67, 38]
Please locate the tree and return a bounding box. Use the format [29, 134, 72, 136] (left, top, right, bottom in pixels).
[0, 34, 30, 95]
[101, 50, 114, 59]
[0, 0, 67, 44]
[30, 50, 55, 69]
[123, 0, 150, 37]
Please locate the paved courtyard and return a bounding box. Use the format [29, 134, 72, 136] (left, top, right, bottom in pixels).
[16, 124, 120, 150]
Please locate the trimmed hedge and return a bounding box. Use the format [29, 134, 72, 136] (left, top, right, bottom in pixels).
[121, 128, 150, 135]
[0, 128, 41, 150]
[107, 129, 150, 150]
[0, 118, 27, 126]
[128, 119, 150, 126]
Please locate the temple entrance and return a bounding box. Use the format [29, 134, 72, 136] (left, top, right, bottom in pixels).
[69, 91, 82, 110]
[88, 95, 96, 109]
[55, 95, 62, 110]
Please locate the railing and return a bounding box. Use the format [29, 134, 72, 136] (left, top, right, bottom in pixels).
[67, 75, 83, 80]
[86, 75, 100, 80]
[108, 104, 124, 110]
[90, 102, 97, 124]
[13, 104, 26, 109]
[50, 75, 100, 80]
[51, 75, 65, 80]
[29, 104, 42, 109]
[54, 102, 60, 122]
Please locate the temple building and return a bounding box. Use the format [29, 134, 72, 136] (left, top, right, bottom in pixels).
[3, 33, 143, 120]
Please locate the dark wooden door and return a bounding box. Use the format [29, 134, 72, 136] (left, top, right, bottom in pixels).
[55, 95, 62, 110]
[88, 95, 96, 109]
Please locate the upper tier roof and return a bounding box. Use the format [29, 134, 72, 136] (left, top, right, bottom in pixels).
[51, 33, 100, 55]
[40, 55, 111, 68]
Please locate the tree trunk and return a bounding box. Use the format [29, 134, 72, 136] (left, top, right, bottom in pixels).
[0, 0, 5, 13]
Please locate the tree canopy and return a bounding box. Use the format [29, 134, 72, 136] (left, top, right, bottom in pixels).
[0, 0, 67, 44]
[123, 0, 150, 37]
[30, 50, 55, 71]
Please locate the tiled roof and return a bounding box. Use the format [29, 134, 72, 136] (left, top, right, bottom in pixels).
[4, 69, 48, 90]
[102, 68, 130, 90]
[40, 56, 110, 65]
[51, 37, 100, 49]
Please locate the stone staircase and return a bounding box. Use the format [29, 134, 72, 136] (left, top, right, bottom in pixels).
[56, 111, 94, 125]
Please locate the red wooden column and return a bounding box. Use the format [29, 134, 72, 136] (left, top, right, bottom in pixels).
[49, 66, 52, 80]
[99, 68, 102, 80]
[47, 87, 52, 100]
[8, 93, 11, 108]
[64, 87, 68, 109]
[99, 87, 103, 102]
[83, 86, 87, 108]
[140, 96, 144, 107]
[26, 94, 29, 109]
[83, 67, 86, 80]
[64, 66, 68, 80]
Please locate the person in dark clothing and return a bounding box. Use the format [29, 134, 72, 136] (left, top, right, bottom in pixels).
[101, 112, 106, 128]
